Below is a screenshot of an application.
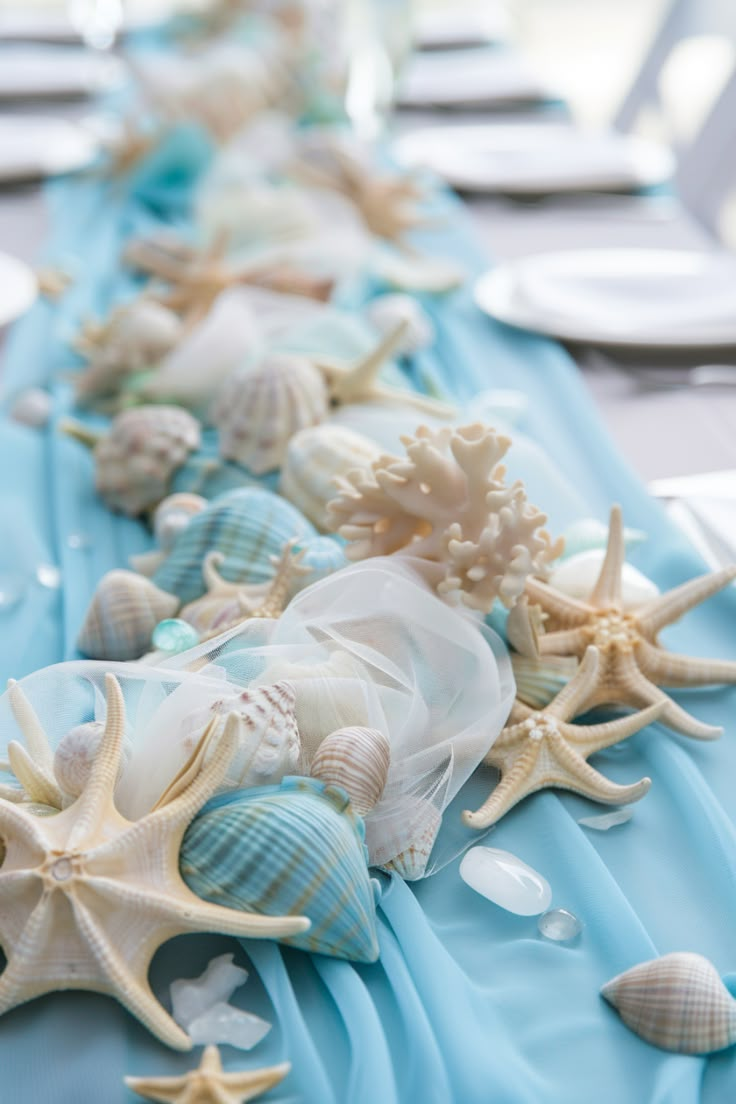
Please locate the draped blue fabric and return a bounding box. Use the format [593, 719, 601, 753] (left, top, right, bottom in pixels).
[0, 102, 735, 1104]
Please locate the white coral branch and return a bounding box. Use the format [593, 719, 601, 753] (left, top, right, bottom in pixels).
[326, 423, 561, 613]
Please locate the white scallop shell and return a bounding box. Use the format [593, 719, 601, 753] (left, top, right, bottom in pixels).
[601, 952, 736, 1054]
[310, 726, 390, 815]
[548, 550, 659, 610]
[53, 721, 131, 798]
[77, 570, 180, 661]
[366, 294, 435, 353]
[280, 424, 381, 530]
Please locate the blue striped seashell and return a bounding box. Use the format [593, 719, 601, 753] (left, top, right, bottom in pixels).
[180, 775, 379, 963]
[152, 487, 317, 604]
[293, 536, 349, 593]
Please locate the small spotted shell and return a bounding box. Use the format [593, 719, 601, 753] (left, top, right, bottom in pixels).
[310, 726, 390, 815]
[77, 570, 180, 661]
[280, 424, 381, 530]
[54, 721, 131, 798]
[601, 952, 736, 1055]
[210, 352, 328, 475]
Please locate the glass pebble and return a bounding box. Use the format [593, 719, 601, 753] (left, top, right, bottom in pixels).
[459, 846, 552, 916]
[578, 808, 633, 831]
[171, 954, 248, 1027]
[36, 564, 62, 589]
[151, 618, 200, 653]
[188, 1003, 272, 1051]
[0, 572, 26, 613]
[538, 908, 582, 942]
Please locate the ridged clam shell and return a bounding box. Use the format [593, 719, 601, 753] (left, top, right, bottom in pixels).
[210, 353, 328, 475]
[511, 654, 579, 710]
[310, 726, 390, 815]
[366, 294, 435, 354]
[280, 424, 381, 530]
[549, 550, 659, 611]
[372, 796, 442, 881]
[296, 535, 349, 590]
[224, 682, 302, 790]
[154, 492, 208, 552]
[77, 570, 180, 660]
[95, 406, 202, 516]
[152, 487, 317, 605]
[601, 953, 736, 1054]
[180, 776, 379, 962]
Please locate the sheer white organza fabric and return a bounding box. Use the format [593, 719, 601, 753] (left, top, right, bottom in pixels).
[0, 560, 514, 877]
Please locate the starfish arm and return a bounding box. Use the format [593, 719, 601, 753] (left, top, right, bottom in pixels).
[87, 876, 310, 940]
[6, 679, 55, 774]
[0, 799, 47, 853]
[124, 1074, 189, 1104]
[6, 741, 63, 808]
[67, 674, 126, 850]
[0, 783, 23, 802]
[635, 637, 736, 688]
[635, 565, 736, 636]
[589, 505, 624, 608]
[656, 697, 723, 741]
[70, 893, 193, 1051]
[525, 576, 593, 627]
[550, 734, 651, 804]
[596, 654, 723, 740]
[565, 701, 665, 756]
[549, 646, 600, 722]
[463, 743, 542, 828]
[509, 700, 534, 724]
[221, 1063, 291, 1102]
[0, 893, 52, 1015]
[538, 627, 590, 657]
[484, 721, 530, 759]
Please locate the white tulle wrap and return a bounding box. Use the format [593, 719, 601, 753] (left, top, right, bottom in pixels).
[0, 560, 514, 876]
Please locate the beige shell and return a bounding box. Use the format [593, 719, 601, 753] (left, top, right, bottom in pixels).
[154, 493, 208, 551]
[210, 353, 328, 475]
[381, 799, 442, 881]
[601, 952, 736, 1055]
[280, 424, 382, 531]
[53, 721, 131, 799]
[77, 570, 180, 661]
[224, 681, 302, 790]
[511, 653, 579, 710]
[310, 726, 390, 815]
[94, 406, 202, 516]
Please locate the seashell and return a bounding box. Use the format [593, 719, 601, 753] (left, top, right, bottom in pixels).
[310, 726, 390, 815]
[601, 952, 736, 1054]
[365, 294, 435, 354]
[53, 720, 131, 798]
[152, 487, 317, 605]
[10, 387, 52, 428]
[511, 653, 579, 709]
[77, 570, 180, 660]
[74, 299, 182, 401]
[296, 535, 348, 590]
[221, 682, 302, 790]
[280, 424, 381, 530]
[180, 776, 379, 962]
[379, 798, 442, 881]
[154, 493, 209, 551]
[548, 550, 659, 611]
[210, 353, 329, 475]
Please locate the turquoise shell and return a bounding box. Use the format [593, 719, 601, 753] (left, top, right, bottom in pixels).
[296, 535, 349, 592]
[180, 776, 380, 963]
[152, 487, 318, 604]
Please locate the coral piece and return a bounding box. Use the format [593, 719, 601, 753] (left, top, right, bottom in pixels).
[523, 504, 736, 739]
[601, 953, 736, 1055]
[0, 675, 308, 1050]
[463, 646, 663, 829]
[125, 1044, 290, 1104]
[327, 423, 562, 613]
[77, 570, 180, 660]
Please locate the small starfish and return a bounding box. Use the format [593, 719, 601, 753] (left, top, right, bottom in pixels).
[125, 1045, 290, 1104]
[463, 646, 663, 829]
[522, 505, 736, 740]
[0, 675, 308, 1050]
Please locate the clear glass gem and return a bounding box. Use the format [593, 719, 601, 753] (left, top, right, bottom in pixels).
[538, 908, 582, 942]
[188, 1002, 272, 1051]
[459, 846, 552, 916]
[151, 618, 200, 653]
[51, 858, 73, 882]
[36, 564, 62, 589]
[171, 954, 248, 1027]
[578, 808, 633, 831]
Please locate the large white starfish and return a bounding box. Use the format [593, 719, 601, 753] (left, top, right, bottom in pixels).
[0, 675, 308, 1050]
[125, 1045, 290, 1104]
[523, 505, 736, 739]
[463, 646, 664, 829]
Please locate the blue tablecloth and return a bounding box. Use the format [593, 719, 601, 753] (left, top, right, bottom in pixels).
[1, 123, 735, 1104]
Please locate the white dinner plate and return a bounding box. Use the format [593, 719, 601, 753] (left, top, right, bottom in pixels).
[397, 49, 551, 110]
[394, 123, 674, 196]
[0, 252, 37, 328]
[0, 47, 125, 101]
[414, 5, 510, 50]
[0, 115, 99, 182]
[0, 3, 174, 43]
[474, 249, 736, 350]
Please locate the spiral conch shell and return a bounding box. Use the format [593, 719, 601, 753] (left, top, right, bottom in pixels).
[310, 726, 390, 815]
[601, 952, 736, 1054]
[77, 570, 180, 660]
[53, 721, 131, 799]
[210, 353, 328, 475]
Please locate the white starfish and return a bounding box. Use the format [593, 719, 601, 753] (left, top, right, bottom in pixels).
[463, 646, 664, 829]
[0, 674, 308, 1050]
[125, 1044, 290, 1104]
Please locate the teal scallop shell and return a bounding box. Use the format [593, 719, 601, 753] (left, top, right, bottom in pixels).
[152, 487, 318, 604]
[180, 775, 380, 963]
